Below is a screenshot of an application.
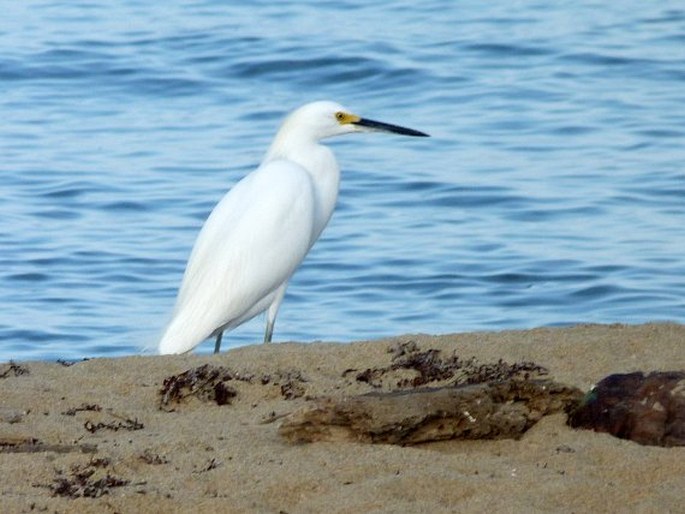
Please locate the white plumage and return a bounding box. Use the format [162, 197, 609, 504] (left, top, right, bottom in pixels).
[159, 101, 427, 355]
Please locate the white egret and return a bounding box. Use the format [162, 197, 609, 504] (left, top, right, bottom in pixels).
[158, 101, 428, 355]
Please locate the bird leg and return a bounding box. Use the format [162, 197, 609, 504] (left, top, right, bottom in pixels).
[214, 331, 223, 353]
[264, 283, 287, 343]
[264, 319, 274, 343]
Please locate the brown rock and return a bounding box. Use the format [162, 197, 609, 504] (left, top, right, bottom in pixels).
[567, 371, 685, 447]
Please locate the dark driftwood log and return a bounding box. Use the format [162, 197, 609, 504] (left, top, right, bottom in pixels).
[279, 379, 582, 445]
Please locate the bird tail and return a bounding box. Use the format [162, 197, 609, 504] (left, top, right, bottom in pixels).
[158, 315, 208, 355]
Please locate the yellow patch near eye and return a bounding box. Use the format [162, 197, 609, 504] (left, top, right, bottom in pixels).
[335, 112, 361, 125]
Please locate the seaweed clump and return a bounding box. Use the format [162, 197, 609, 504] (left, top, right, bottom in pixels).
[353, 340, 548, 389]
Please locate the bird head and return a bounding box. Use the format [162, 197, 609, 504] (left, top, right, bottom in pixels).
[282, 101, 429, 141]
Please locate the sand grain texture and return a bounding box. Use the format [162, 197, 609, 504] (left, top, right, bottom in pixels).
[1, 323, 684, 513]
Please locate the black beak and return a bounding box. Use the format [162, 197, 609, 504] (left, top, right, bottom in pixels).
[352, 117, 429, 137]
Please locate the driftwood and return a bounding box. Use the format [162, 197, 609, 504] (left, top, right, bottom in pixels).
[279, 378, 582, 445]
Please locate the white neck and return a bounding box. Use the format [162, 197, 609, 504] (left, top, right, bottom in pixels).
[264, 129, 341, 242]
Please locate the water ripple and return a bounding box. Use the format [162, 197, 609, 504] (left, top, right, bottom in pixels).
[1, 1, 684, 360]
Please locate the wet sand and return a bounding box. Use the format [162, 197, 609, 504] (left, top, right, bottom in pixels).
[1, 322, 684, 513]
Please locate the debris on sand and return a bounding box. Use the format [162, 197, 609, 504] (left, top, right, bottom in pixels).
[50, 459, 129, 499]
[0, 361, 29, 379]
[158, 364, 239, 409]
[283, 343, 579, 445]
[280, 377, 582, 444]
[159, 364, 309, 409]
[351, 340, 548, 389]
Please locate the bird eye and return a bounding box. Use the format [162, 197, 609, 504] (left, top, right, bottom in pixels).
[335, 111, 346, 122]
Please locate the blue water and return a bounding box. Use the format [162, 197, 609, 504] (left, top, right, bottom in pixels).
[2, 1, 685, 361]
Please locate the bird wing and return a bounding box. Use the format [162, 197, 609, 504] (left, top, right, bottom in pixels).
[160, 160, 316, 354]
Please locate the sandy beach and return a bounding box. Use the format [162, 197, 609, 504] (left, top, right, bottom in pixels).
[1, 322, 684, 513]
